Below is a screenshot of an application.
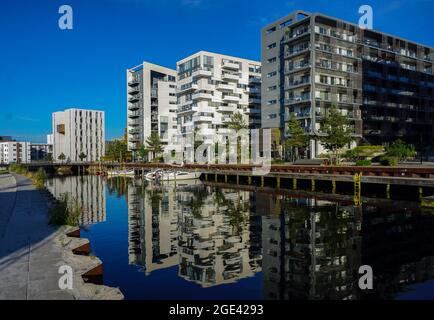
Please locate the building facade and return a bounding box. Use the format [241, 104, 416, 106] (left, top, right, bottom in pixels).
[261, 10, 434, 157]
[52, 108, 105, 163]
[30, 143, 52, 161]
[176, 51, 261, 154]
[0, 141, 31, 164]
[126, 62, 178, 159]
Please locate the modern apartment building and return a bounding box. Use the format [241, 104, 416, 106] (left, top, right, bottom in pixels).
[126, 62, 178, 159]
[52, 108, 105, 163]
[30, 143, 52, 161]
[261, 10, 434, 157]
[0, 141, 31, 164]
[176, 51, 261, 152]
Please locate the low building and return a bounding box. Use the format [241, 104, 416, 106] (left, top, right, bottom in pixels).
[52, 108, 105, 163]
[0, 141, 31, 164]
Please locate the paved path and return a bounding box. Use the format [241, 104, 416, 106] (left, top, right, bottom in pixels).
[0, 173, 74, 300]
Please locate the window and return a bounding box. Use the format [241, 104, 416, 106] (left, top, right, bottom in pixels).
[267, 26, 276, 34]
[279, 19, 292, 29]
[267, 100, 277, 105]
[267, 114, 277, 119]
[267, 43, 277, 50]
[267, 71, 277, 78]
[267, 86, 277, 91]
[267, 57, 277, 64]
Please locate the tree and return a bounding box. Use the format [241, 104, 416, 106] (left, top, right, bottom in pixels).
[145, 132, 163, 161]
[386, 139, 416, 160]
[227, 112, 248, 131]
[105, 139, 129, 162]
[285, 112, 309, 161]
[137, 144, 149, 161]
[78, 152, 87, 162]
[58, 153, 66, 164]
[227, 113, 248, 164]
[319, 105, 354, 165]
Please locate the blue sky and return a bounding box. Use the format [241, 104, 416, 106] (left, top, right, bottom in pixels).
[0, 0, 433, 142]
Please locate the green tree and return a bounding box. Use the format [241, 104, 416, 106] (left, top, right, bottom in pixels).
[78, 152, 87, 162]
[319, 105, 354, 165]
[386, 139, 416, 160]
[227, 112, 248, 131]
[285, 112, 309, 161]
[105, 139, 129, 162]
[58, 153, 66, 164]
[137, 144, 149, 161]
[227, 113, 248, 164]
[145, 132, 163, 161]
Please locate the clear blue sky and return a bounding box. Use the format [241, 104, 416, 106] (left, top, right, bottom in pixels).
[1, 0, 433, 142]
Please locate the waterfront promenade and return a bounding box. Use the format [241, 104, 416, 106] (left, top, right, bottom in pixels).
[0, 173, 74, 299]
[0, 173, 124, 300]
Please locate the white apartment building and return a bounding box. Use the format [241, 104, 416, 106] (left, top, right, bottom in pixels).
[52, 108, 105, 163]
[176, 51, 261, 152]
[0, 141, 31, 164]
[126, 62, 178, 160]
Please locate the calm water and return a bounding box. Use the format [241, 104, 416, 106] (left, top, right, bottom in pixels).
[46, 175, 434, 300]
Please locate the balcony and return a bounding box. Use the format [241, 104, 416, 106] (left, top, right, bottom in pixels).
[249, 98, 261, 104]
[128, 103, 140, 111]
[222, 61, 240, 70]
[129, 128, 141, 135]
[192, 92, 213, 100]
[128, 111, 140, 119]
[284, 28, 310, 43]
[222, 73, 240, 81]
[285, 62, 311, 73]
[128, 79, 139, 86]
[128, 95, 140, 103]
[285, 94, 311, 105]
[129, 119, 141, 127]
[216, 82, 235, 91]
[222, 94, 240, 103]
[246, 108, 260, 115]
[128, 87, 140, 94]
[284, 46, 310, 58]
[177, 104, 198, 114]
[217, 105, 236, 113]
[249, 77, 261, 84]
[285, 78, 311, 89]
[179, 83, 198, 93]
[192, 115, 213, 122]
[247, 87, 261, 94]
[192, 69, 213, 78]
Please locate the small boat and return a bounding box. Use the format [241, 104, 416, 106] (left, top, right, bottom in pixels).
[145, 170, 201, 181]
[160, 171, 201, 181]
[145, 169, 164, 181]
[107, 169, 135, 177]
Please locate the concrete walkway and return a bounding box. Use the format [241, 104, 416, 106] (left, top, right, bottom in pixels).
[0, 173, 74, 300]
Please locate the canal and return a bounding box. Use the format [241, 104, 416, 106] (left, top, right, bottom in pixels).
[46, 175, 434, 300]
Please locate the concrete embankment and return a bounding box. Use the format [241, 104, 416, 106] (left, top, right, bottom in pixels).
[0, 173, 123, 300]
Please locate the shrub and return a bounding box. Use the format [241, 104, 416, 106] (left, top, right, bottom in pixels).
[344, 145, 385, 161]
[8, 164, 28, 175]
[48, 194, 81, 226]
[355, 159, 372, 166]
[386, 139, 416, 160]
[380, 156, 398, 166]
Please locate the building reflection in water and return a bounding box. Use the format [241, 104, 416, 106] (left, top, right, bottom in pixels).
[127, 180, 262, 286]
[256, 192, 434, 300]
[75, 176, 434, 299]
[46, 175, 106, 225]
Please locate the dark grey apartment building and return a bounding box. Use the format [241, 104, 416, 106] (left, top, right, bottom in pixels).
[261, 10, 434, 158]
